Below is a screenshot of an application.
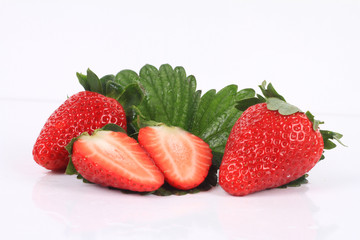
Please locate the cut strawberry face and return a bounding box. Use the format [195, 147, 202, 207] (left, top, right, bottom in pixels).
[138, 125, 212, 190]
[71, 130, 164, 192]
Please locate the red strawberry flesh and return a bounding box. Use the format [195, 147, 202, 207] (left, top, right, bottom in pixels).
[72, 131, 164, 192]
[138, 125, 212, 190]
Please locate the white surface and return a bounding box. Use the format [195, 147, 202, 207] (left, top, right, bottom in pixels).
[1, 0, 359, 239]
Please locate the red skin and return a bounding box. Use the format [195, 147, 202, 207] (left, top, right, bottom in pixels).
[219, 103, 324, 196]
[33, 91, 127, 171]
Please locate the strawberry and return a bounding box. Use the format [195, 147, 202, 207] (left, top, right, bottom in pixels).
[71, 130, 164, 192]
[138, 125, 213, 190]
[219, 82, 328, 196]
[33, 91, 127, 171]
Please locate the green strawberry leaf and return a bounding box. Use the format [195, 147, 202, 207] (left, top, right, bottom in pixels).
[115, 69, 140, 87]
[236, 97, 263, 111]
[191, 86, 255, 168]
[76, 72, 90, 91]
[105, 81, 124, 100]
[137, 64, 200, 130]
[78, 69, 116, 96]
[117, 83, 144, 116]
[86, 68, 103, 94]
[99, 74, 116, 95]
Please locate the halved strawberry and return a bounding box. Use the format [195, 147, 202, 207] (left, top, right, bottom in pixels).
[71, 130, 164, 192]
[138, 125, 213, 190]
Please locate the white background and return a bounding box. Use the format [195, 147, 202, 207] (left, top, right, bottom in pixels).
[1, 1, 359, 239]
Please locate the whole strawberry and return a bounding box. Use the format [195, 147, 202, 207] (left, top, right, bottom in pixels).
[33, 91, 127, 171]
[217, 81, 345, 196]
[219, 102, 323, 196]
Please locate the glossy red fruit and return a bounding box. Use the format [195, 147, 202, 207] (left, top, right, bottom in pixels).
[219, 103, 324, 196]
[138, 125, 212, 190]
[33, 91, 127, 171]
[72, 130, 164, 192]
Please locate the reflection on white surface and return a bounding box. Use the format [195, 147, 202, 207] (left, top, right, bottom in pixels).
[32, 172, 326, 240]
[216, 188, 319, 240]
[32, 172, 216, 239]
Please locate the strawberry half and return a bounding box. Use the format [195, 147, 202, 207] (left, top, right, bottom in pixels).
[138, 125, 213, 190]
[71, 130, 164, 192]
[33, 91, 127, 171]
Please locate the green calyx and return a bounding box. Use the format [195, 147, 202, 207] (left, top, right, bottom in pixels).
[320, 130, 346, 149]
[304, 111, 346, 150]
[259, 81, 286, 101]
[305, 111, 324, 131]
[64, 131, 90, 176]
[266, 98, 301, 116]
[236, 80, 302, 116]
[236, 81, 323, 130]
